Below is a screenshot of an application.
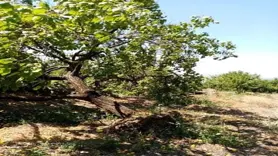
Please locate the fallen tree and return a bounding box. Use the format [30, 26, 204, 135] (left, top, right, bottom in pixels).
[0, 94, 86, 101]
[0, 0, 235, 117]
[65, 71, 133, 117]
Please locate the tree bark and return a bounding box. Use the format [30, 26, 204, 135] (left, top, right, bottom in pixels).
[65, 72, 133, 118]
[0, 94, 87, 101]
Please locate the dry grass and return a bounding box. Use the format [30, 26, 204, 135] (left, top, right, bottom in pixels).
[199, 89, 278, 118]
[0, 124, 99, 143]
[0, 91, 277, 156]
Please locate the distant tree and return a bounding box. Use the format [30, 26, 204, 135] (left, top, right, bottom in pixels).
[0, 0, 236, 117]
[204, 71, 278, 93]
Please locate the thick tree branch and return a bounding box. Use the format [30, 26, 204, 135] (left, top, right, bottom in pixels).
[44, 66, 69, 74]
[48, 45, 69, 59]
[77, 51, 103, 62]
[42, 75, 66, 80]
[73, 29, 119, 62]
[99, 75, 144, 85]
[25, 45, 44, 53]
[65, 72, 133, 118]
[32, 40, 73, 65]
[0, 94, 87, 101]
[109, 28, 118, 34]
[35, 66, 69, 81]
[71, 63, 83, 76]
[72, 49, 85, 61]
[40, 75, 88, 81]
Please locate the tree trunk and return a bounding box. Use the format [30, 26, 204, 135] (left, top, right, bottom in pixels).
[65, 72, 133, 118]
[0, 94, 87, 101]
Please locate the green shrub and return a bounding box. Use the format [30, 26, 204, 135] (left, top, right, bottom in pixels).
[204, 71, 278, 93]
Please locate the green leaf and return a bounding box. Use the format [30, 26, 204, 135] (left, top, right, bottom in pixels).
[33, 8, 47, 15]
[92, 17, 101, 23]
[0, 67, 11, 76]
[0, 58, 14, 65]
[18, 8, 32, 14]
[38, 2, 50, 9]
[33, 85, 42, 90]
[0, 2, 14, 10]
[95, 32, 110, 42]
[104, 16, 115, 22]
[0, 0, 236, 103]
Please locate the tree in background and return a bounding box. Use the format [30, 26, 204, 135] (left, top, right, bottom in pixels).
[204, 71, 278, 93]
[0, 0, 236, 117]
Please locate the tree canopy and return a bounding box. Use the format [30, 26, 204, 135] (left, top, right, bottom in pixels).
[0, 0, 236, 114]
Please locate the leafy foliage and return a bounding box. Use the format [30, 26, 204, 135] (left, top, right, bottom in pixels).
[0, 0, 235, 104]
[21, 0, 35, 5]
[204, 71, 278, 93]
[0, 58, 42, 92]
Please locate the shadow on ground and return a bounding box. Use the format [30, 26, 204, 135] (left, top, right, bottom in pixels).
[0, 100, 107, 128]
[185, 104, 278, 155]
[0, 98, 277, 155]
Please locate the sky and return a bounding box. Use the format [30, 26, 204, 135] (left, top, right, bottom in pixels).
[156, 0, 278, 79]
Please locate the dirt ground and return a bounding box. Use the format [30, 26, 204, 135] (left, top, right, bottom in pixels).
[0, 90, 277, 156]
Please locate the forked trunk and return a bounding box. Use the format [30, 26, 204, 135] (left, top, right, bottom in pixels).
[65, 72, 133, 118]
